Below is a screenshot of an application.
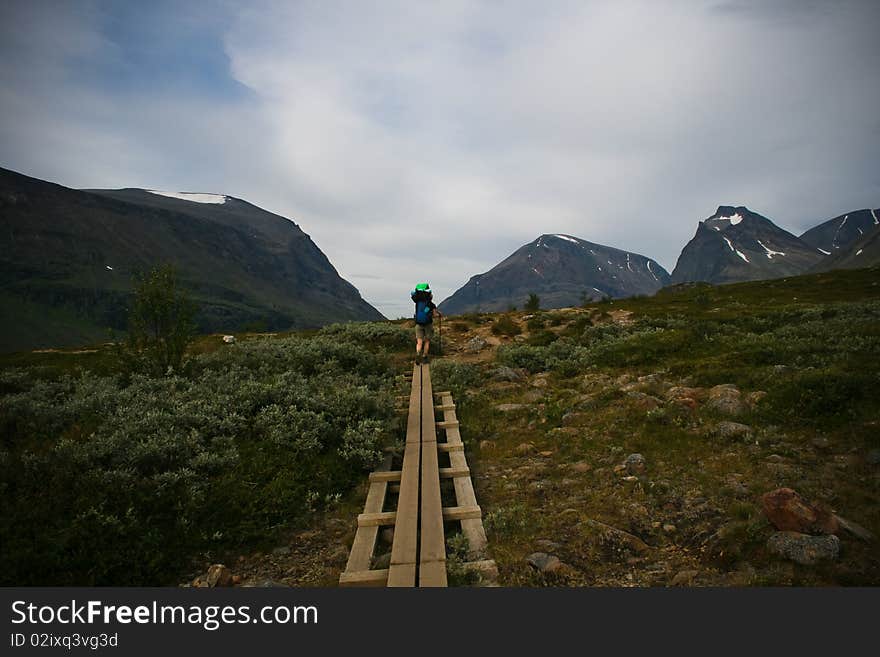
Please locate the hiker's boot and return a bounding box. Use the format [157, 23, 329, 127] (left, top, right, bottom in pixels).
[422, 354, 430, 365]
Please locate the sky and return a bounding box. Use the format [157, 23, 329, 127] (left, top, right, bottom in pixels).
[1, 0, 878, 318]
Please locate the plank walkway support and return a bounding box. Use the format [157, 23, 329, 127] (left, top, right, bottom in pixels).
[339, 363, 494, 587]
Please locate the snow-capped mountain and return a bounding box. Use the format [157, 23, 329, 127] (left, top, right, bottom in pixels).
[799, 208, 880, 256]
[0, 166, 383, 351]
[670, 206, 823, 285]
[438, 234, 670, 315]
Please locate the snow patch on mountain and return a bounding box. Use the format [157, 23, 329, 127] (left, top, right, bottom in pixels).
[723, 236, 750, 263]
[756, 239, 785, 259]
[147, 190, 227, 204]
[553, 234, 580, 244]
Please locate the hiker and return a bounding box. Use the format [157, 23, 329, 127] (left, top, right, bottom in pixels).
[411, 282, 441, 364]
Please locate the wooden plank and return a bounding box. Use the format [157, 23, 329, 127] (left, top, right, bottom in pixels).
[442, 505, 482, 521]
[434, 403, 455, 411]
[387, 563, 416, 588]
[419, 364, 446, 565]
[418, 560, 448, 588]
[338, 569, 389, 587]
[433, 391, 451, 397]
[342, 453, 392, 577]
[437, 420, 460, 429]
[389, 364, 421, 582]
[368, 471, 402, 483]
[357, 511, 397, 527]
[437, 443, 464, 452]
[439, 467, 470, 478]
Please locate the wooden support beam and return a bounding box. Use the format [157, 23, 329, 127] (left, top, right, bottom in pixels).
[338, 569, 389, 587]
[436, 420, 460, 429]
[368, 471, 402, 483]
[357, 511, 397, 527]
[439, 467, 470, 478]
[442, 505, 482, 521]
[437, 443, 465, 452]
[434, 403, 455, 411]
[433, 390, 451, 397]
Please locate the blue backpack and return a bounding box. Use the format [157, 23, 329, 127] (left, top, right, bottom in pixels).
[412, 290, 433, 325]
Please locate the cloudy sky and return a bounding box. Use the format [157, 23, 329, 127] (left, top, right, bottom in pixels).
[1, 1, 878, 317]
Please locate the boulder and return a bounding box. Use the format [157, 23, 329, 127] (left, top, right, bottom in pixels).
[562, 411, 590, 426]
[760, 488, 839, 535]
[626, 391, 662, 411]
[491, 366, 524, 382]
[205, 564, 233, 587]
[496, 403, 527, 412]
[712, 421, 753, 441]
[624, 453, 647, 476]
[706, 384, 745, 415]
[465, 336, 487, 353]
[526, 552, 562, 573]
[222, 335, 236, 344]
[767, 531, 840, 565]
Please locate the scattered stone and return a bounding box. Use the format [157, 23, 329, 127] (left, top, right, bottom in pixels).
[670, 570, 699, 586]
[496, 403, 526, 412]
[522, 389, 544, 403]
[712, 421, 753, 441]
[548, 427, 580, 439]
[571, 461, 592, 473]
[746, 390, 768, 407]
[662, 524, 677, 534]
[515, 442, 536, 455]
[767, 531, 840, 565]
[526, 552, 562, 573]
[706, 384, 745, 415]
[271, 546, 291, 556]
[479, 440, 495, 450]
[530, 376, 549, 388]
[465, 336, 488, 353]
[666, 386, 705, 401]
[624, 453, 647, 476]
[222, 335, 236, 344]
[205, 564, 233, 587]
[581, 518, 650, 554]
[538, 450, 554, 457]
[811, 437, 830, 450]
[491, 366, 525, 382]
[231, 574, 242, 585]
[761, 488, 839, 535]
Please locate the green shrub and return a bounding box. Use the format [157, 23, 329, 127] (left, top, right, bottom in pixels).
[491, 316, 522, 337]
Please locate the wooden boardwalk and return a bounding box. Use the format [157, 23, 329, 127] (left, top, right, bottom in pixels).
[339, 363, 496, 587]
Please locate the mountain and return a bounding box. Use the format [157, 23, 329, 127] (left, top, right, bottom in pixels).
[811, 222, 880, 271]
[438, 234, 671, 315]
[0, 166, 383, 352]
[799, 208, 880, 256]
[670, 206, 822, 285]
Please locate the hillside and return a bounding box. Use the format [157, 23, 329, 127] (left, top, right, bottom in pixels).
[811, 223, 880, 272]
[0, 167, 383, 352]
[671, 206, 822, 284]
[439, 234, 670, 315]
[4, 265, 878, 587]
[799, 208, 880, 255]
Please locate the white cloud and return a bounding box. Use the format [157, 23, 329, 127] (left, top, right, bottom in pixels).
[1, 0, 879, 316]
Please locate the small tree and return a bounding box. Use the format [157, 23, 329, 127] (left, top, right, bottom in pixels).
[525, 293, 540, 312]
[124, 264, 196, 376]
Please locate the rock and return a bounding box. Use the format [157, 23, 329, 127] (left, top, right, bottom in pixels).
[205, 564, 233, 587]
[538, 450, 554, 457]
[530, 376, 549, 388]
[465, 336, 487, 353]
[662, 524, 677, 534]
[834, 515, 875, 542]
[271, 546, 291, 556]
[231, 574, 242, 585]
[515, 442, 535, 455]
[222, 335, 236, 344]
[624, 453, 646, 476]
[746, 390, 768, 406]
[548, 427, 580, 439]
[496, 403, 526, 412]
[670, 570, 699, 586]
[867, 449, 880, 466]
[581, 518, 650, 554]
[491, 366, 525, 382]
[666, 386, 705, 401]
[767, 531, 840, 565]
[626, 391, 662, 411]
[706, 385, 745, 415]
[571, 461, 592, 473]
[761, 488, 839, 535]
[526, 552, 562, 573]
[479, 440, 495, 450]
[712, 421, 753, 441]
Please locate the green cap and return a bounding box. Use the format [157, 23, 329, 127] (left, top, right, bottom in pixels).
[416, 282, 430, 291]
